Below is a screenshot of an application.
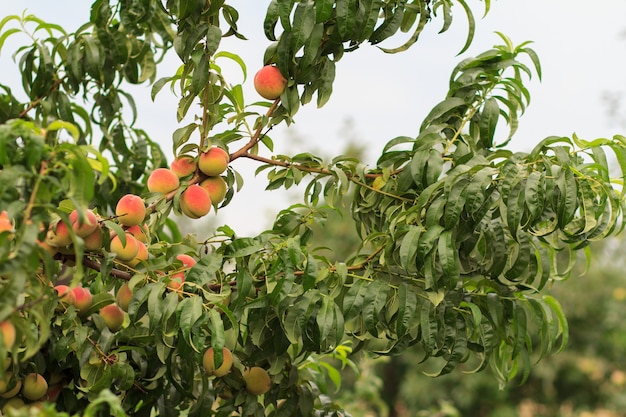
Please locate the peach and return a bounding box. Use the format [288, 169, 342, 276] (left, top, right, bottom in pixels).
[21, 373, 48, 401]
[170, 155, 197, 178]
[126, 224, 149, 243]
[115, 194, 146, 226]
[200, 176, 227, 206]
[176, 253, 196, 268]
[126, 241, 148, 267]
[71, 287, 92, 316]
[46, 221, 72, 247]
[0, 321, 16, 350]
[83, 225, 104, 250]
[180, 184, 212, 219]
[69, 209, 98, 238]
[202, 347, 233, 377]
[100, 304, 125, 332]
[54, 285, 76, 305]
[110, 233, 140, 262]
[0, 211, 14, 239]
[0, 373, 21, 398]
[254, 65, 287, 100]
[147, 168, 180, 194]
[198, 147, 229, 177]
[243, 367, 271, 395]
[116, 283, 133, 312]
[167, 253, 196, 290]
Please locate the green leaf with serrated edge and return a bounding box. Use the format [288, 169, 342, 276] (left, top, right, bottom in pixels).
[291, 1, 316, 53]
[543, 294, 569, 352]
[208, 308, 225, 351]
[556, 168, 577, 227]
[370, 6, 404, 45]
[420, 97, 466, 131]
[444, 177, 469, 229]
[420, 301, 436, 355]
[379, 0, 428, 53]
[438, 230, 459, 286]
[479, 97, 499, 148]
[416, 224, 444, 262]
[278, 0, 295, 31]
[363, 280, 388, 337]
[396, 283, 418, 337]
[177, 296, 204, 352]
[315, 0, 334, 22]
[336, 0, 357, 40]
[343, 279, 367, 321]
[356, 0, 382, 42]
[399, 226, 421, 271]
[301, 23, 324, 68]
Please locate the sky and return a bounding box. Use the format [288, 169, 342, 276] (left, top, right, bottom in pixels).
[2, 1, 626, 236]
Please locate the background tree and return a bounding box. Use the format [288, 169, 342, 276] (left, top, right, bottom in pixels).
[0, 1, 625, 417]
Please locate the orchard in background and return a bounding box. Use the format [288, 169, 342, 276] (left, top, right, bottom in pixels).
[0, 1, 625, 416]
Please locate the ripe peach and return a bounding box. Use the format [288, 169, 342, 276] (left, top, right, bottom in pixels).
[202, 347, 233, 377]
[243, 367, 271, 395]
[116, 283, 133, 312]
[100, 304, 125, 332]
[69, 209, 98, 238]
[0, 211, 14, 239]
[115, 194, 146, 226]
[0, 321, 15, 350]
[110, 233, 140, 262]
[180, 185, 212, 219]
[198, 147, 229, 177]
[254, 65, 287, 100]
[126, 241, 148, 267]
[167, 253, 196, 290]
[199, 176, 227, 206]
[176, 253, 196, 268]
[21, 373, 48, 401]
[46, 221, 72, 247]
[54, 285, 76, 305]
[71, 287, 92, 316]
[83, 225, 104, 251]
[126, 224, 149, 243]
[147, 168, 180, 194]
[170, 155, 197, 178]
[0, 373, 21, 398]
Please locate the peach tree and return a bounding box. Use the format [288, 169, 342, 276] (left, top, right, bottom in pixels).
[0, 1, 625, 416]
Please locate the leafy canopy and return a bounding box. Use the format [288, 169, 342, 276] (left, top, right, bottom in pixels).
[0, 1, 624, 416]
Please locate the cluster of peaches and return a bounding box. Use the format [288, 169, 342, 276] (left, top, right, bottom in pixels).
[0, 65, 289, 409]
[0, 147, 231, 407]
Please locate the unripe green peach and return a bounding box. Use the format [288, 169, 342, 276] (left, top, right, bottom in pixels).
[46, 220, 72, 247]
[116, 283, 133, 312]
[83, 224, 104, 250]
[0, 373, 21, 398]
[170, 155, 197, 178]
[254, 65, 287, 100]
[202, 347, 233, 377]
[110, 233, 140, 262]
[1, 397, 24, 412]
[180, 184, 212, 219]
[21, 373, 48, 401]
[147, 168, 180, 194]
[200, 176, 227, 206]
[198, 147, 229, 177]
[69, 208, 98, 238]
[243, 366, 271, 395]
[115, 194, 146, 226]
[71, 286, 92, 316]
[0, 321, 16, 350]
[100, 303, 125, 332]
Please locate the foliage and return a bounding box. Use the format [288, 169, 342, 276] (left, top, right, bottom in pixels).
[0, 1, 624, 416]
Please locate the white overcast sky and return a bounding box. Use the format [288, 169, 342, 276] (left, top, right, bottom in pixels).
[2, 1, 626, 235]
